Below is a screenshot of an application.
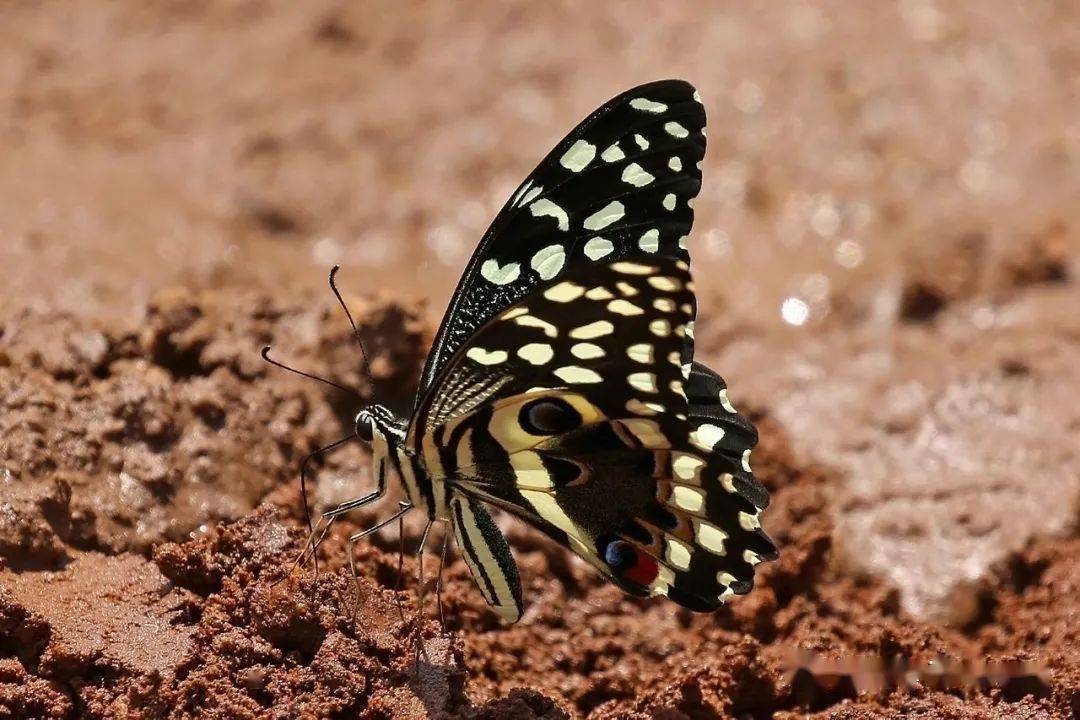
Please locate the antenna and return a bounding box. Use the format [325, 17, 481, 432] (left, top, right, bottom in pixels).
[328, 266, 377, 389]
[261, 346, 361, 398]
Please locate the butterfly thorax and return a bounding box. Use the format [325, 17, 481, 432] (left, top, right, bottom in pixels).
[359, 403, 449, 520]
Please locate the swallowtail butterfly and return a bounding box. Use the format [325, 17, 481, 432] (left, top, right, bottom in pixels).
[293, 80, 777, 622]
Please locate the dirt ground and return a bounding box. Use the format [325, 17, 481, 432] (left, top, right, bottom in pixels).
[1, 2, 1078, 718]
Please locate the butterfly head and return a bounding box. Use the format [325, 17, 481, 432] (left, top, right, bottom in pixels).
[354, 403, 404, 445]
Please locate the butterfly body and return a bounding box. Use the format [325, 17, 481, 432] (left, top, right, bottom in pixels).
[339, 80, 776, 623]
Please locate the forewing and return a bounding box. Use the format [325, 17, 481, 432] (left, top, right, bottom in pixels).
[417, 79, 706, 403]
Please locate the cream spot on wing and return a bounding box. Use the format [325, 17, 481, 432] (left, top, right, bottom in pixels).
[625, 398, 658, 416]
[519, 184, 543, 206]
[666, 538, 692, 570]
[611, 261, 654, 275]
[530, 244, 566, 280]
[553, 365, 602, 384]
[570, 320, 614, 339]
[680, 303, 693, 314]
[718, 389, 737, 413]
[584, 286, 614, 300]
[543, 281, 584, 303]
[744, 550, 763, 566]
[671, 485, 704, 512]
[685, 320, 695, 339]
[653, 297, 676, 312]
[672, 453, 704, 482]
[583, 201, 625, 231]
[583, 236, 614, 261]
[717, 571, 737, 587]
[665, 121, 689, 138]
[670, 379, 686, 398]
[621, 163, 655, 187]
[480, 259, 520, 285]
[529, 198, 570, 232]
[601, 143, 625, 163]
[570, 342, 604, 359]
[630, 97, 668, 113]
[621, 418, 669, 448]
[466, 347, 508, 365]
[742, 448, 753, 472]
[719, 473, 737, 493]
[696, 521, 728, 555]
[666, 351, 681, 365]
[649, 319, 671, 337]
[687, 197, 695, 209]
[677, 235, 688, 250]
[638, 228, 660, 253]
[739, 511, 761, 531]
[690, 423, 725, 452]
[627, 343, 653, 363]
[515, 314, 558, 337]
[634, 133, 649, 150]
[648, 276, 681, 292]
[501, 307, 528, 320]
[559, 139, 596, 172]
[628, 372, 658, 393]
[615, 281, 639, 297]
[517, 343, 554, 365]
[662, 193, 677, 211]
[682, 363, 692, 379]
[668, 156, 682, 171]
[510, 180, 533, 207]
[693, 89, 702, 103]
[608, 299, 644, 316]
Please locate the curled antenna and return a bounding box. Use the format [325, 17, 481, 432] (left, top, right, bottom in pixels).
[261, 345, 361, 398]
[328, 265, 377, 390]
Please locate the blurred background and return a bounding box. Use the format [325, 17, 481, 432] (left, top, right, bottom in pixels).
[1, 1, 1078, 623]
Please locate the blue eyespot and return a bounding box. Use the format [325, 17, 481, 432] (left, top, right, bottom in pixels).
[603, 539, 635, 570]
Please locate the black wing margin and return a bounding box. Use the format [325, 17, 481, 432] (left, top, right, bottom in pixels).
[417, 79, 706, 404]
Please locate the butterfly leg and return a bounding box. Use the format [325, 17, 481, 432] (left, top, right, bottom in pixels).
[286, 435, 356, 579]
[434, 526, 450, 631]
[299, 457, 388, 574]
[345, 501, 412, 613]
[411, 519, 435, 669]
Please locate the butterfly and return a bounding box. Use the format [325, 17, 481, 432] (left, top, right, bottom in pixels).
[278, 80, 777, 623]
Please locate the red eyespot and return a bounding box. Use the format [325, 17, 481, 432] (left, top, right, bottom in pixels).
[624, 551, 659, 586]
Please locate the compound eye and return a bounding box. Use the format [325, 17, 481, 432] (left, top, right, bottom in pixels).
[355, 412, 375, 442]
[519, 398, 582, 435]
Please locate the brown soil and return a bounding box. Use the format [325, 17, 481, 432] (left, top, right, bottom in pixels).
[2, 2, 1078, 719]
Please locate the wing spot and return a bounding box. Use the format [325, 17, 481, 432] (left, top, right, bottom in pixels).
[480, 259, 521, 285]
[553, 365, 603, 384]
[601, 143, 625, 163]
[741, 448, 753, 472]
[668, 156, 683, 172]
[670, 379, 686, 398]
[638, 228, 660, 253]
[685, 320, 695, 339]
[584, 286, 614, 300]
[744, 550, 763, 566]
[690, 423, 726, 452]
[570, 342, 605, 359]
[529, 198, 570, 232]
[680, 302, 693, 314]
[514, 314, 558, 338]
[621, 162, 655, 188]
[681, 363, 692, 379]
[634, 133, 649, 150]
[570, 320, 614, 339]
[615, 281, 639, 297]
[718, 389, 737, 413]
[653, 297, 676, 312]
[501, 307, 528, 320]
[666, 538, 692, 570]
[517, 343, 555, 365]
[611, 261, 655, 275]
[629, 97, 668, 113]
[666, 351, 681, 365]
[663, 193, 677, 211]
[664, 121, 689, 138]
[627, 343, 653, 364]
[625, 398, 663, 416]
[671, 485, 704, 512]
[677, 235, 688, 250]
[620, 418, 669, 448]
[648, 276, 682, 292]
[559, 139, 596, 172]
[530, 244, 566, 280]
[628, 372, 658, 393]
[719, 473, 737, 494]
[649, 319, 671, 337]
[608, 299, 644, 316]
[543, 281, 585, 303]
[583, 201, 625, 231]
[583, 236, 614, 261]
[739, 511, 761, 531]
[672, 453, 704, 482]
[466, 347, 508, 366]
[696, 520, 729, 555]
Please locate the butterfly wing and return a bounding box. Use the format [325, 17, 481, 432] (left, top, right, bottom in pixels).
[416, 79, 706, 403]
[414, 257, 775, 615]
